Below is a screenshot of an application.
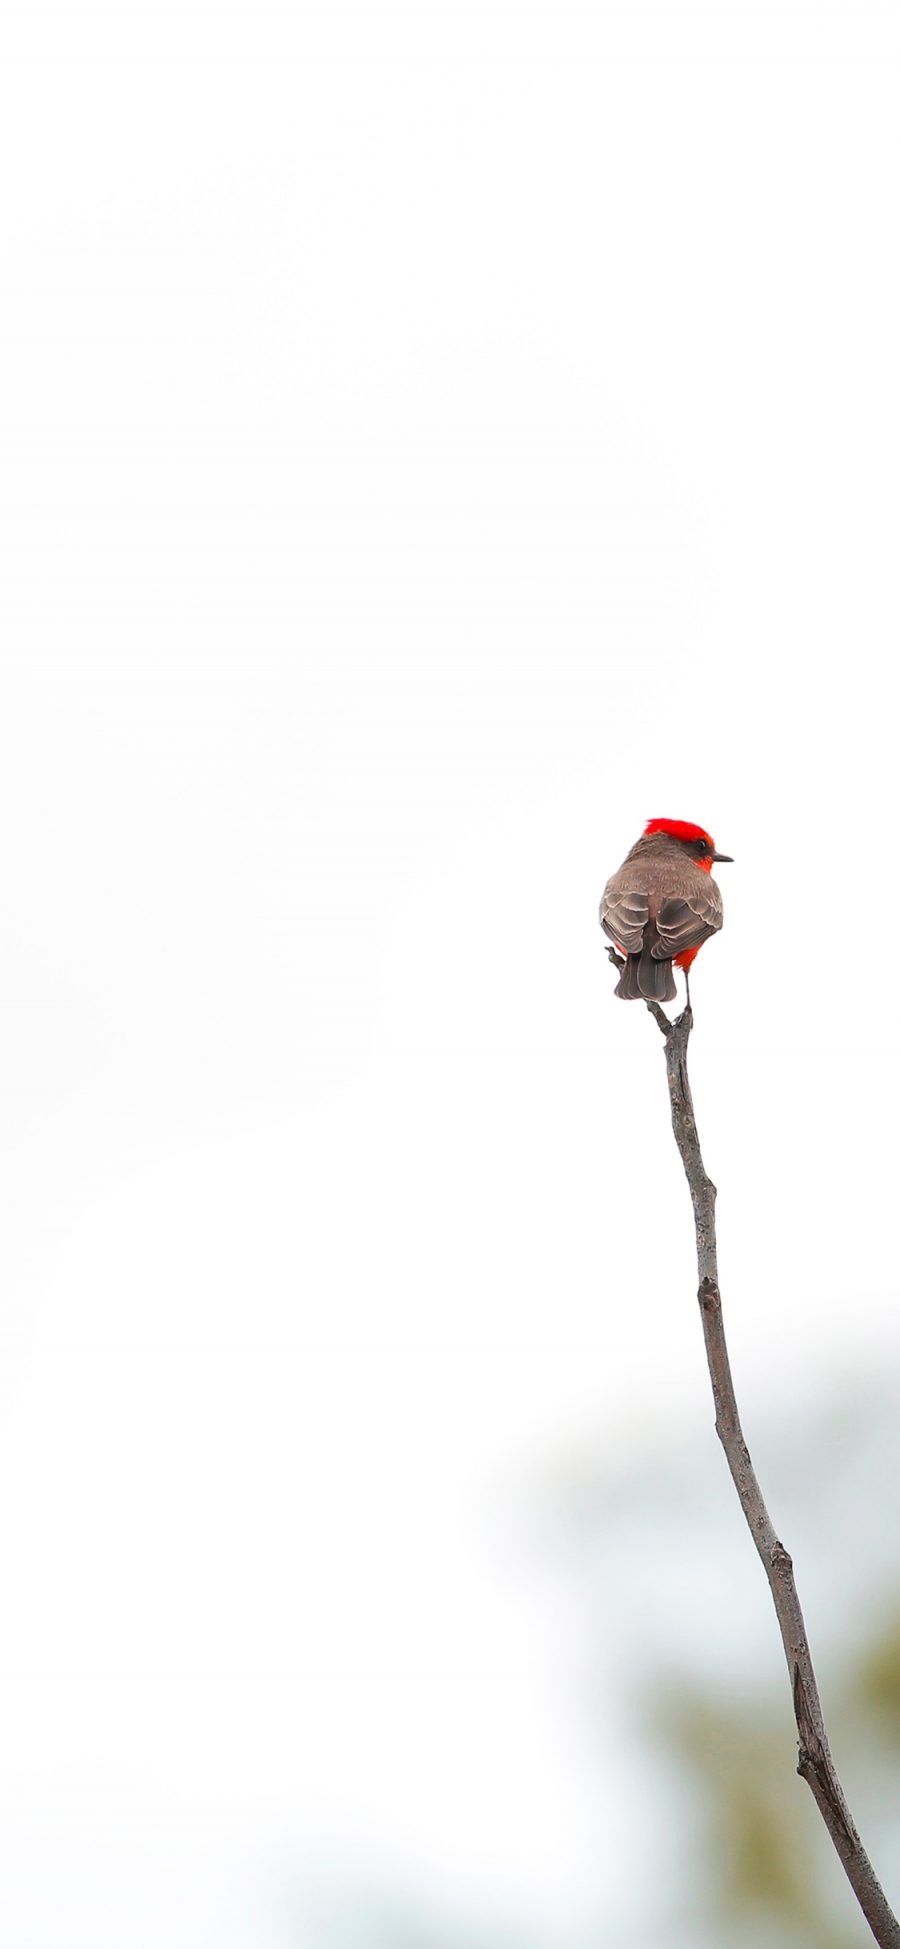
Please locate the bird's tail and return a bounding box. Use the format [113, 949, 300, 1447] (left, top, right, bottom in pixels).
[615, 947, 677, 1003]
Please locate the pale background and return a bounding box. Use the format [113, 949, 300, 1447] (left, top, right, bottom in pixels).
[1, 3, 899, 1943]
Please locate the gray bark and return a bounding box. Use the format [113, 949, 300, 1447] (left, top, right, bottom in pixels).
[606, 946, 900, 1947]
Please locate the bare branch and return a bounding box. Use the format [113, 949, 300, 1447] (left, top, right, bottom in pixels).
[644, 998, 900, 1945]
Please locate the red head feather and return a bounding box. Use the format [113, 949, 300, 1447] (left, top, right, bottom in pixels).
[644, 817, 718, 873]
[644, 817, 714, 847]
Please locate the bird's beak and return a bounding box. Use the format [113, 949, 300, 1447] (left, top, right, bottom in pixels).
[712, 851, 734, 863]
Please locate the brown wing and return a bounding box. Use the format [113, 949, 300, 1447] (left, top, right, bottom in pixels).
[653, 880, 723, 960]
[599, 882, 649, 955]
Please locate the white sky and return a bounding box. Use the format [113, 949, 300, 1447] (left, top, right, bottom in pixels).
[2, 5, 900, 1943]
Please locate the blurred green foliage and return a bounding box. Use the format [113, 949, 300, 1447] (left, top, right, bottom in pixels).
[649, 1600, 900, 1948]
[853, 1608, 900, 1735]
[298, 1396, 900, 1949]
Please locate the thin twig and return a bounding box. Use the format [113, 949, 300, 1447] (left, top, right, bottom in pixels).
[606, 944, 900, 1946]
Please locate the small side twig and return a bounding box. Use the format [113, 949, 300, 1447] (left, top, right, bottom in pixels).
[606, 944, 900, 1947]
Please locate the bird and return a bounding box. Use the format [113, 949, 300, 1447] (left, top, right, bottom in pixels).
[600, 818, 733, 1004]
